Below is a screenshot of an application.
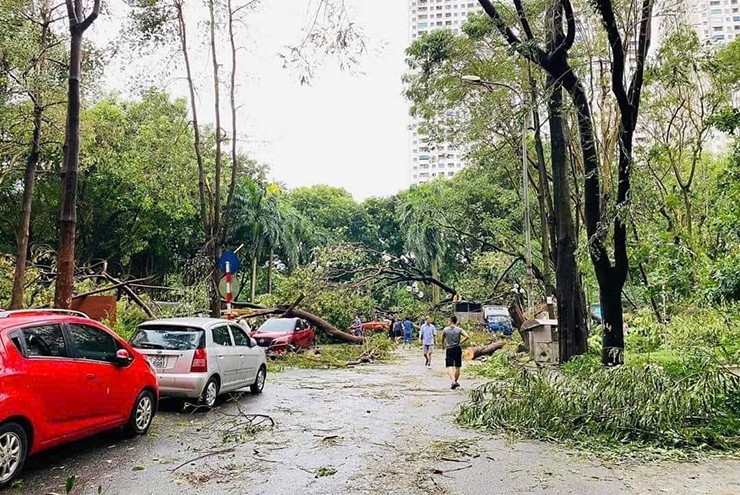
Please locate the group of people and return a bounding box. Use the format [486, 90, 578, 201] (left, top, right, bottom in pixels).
[352, 313, 470, 389]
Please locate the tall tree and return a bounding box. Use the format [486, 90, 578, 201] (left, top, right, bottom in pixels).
[54, 0, 100, 308]
[476, 0, 654, 365]
[1, 0, 66, 308]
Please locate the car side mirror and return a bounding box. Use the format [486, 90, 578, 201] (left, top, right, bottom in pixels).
[115, 348, 132, 366]
[250, 338, 258, 348]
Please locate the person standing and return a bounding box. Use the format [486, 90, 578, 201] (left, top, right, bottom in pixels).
[419, 316, 436, 368]
[354, 314, 363, 337]
[441, 316, 469, 389]
[402, 317, 414, 349]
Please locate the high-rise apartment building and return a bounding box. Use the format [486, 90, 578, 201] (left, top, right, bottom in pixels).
[689, 0, 740, 42]
[407, 0, 482, 186]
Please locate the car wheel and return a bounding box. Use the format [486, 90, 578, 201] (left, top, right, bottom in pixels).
[124, 390, 155, 436]
[200, 377, 219, 408]
[0, 423, 27, 488]
[250, 366, 266, 394]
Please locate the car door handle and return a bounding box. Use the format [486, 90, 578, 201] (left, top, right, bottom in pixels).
[86, 373, 96, 381]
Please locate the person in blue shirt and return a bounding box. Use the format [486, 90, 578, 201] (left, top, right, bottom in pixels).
[402, 317, 414, 349]
[419, 316, 437, 368]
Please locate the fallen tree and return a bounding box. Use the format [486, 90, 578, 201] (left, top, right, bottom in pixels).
[463, 341, 505, 361]
[233, 298, 363, 344]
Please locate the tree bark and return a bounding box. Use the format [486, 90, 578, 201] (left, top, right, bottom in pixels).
[11, 101, 43, 309]
[463, 341, 505, 361]
[267, 249, 274, 293]
[545, 2, 587, 362]
[208, 0, 223, 318]
[250, 256, 257, 302]
[430, 257, 441, 304]
[529, 78, 555, 295]
[56, 0, 99, 307]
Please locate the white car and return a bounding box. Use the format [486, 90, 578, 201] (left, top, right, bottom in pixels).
[130, 317, 267, 408]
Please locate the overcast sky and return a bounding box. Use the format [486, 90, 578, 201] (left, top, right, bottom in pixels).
[94, 0, 409, 200]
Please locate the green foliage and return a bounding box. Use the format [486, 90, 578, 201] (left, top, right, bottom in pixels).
[462, 305, 740, 458]
[460, 354, 740, 458]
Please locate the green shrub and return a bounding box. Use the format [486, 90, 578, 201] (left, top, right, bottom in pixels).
[459, 353, 740, 459]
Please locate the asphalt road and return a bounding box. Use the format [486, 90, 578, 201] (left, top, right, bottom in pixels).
[5, 350, 740, 494]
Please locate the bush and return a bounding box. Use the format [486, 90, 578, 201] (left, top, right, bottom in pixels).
[459, 353, 740, 459]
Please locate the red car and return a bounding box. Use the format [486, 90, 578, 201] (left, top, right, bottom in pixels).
[0, 309, 158, 487]
[362, 321, 390, 333]
[251, 318, 315, 352]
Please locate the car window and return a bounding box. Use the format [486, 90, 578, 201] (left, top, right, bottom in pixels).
[212, 325, 233, 346]
[68, 324, 118, 362]
[230, 325, 251, 347]
[131, 325, 204, 351]
[8, 331, 25, 355]
[22, 324, 67, 358]
[296, 320, 304, 331]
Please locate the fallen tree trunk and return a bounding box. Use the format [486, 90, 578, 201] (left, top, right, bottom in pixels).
[463, 341, 505, 361]
[236, 303, 363, 344]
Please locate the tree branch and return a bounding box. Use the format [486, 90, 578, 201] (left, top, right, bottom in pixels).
[77, 0, 100, 32]
[592, 0, 630, 116]
[512, 0, 534, 40]
[476, 0, 550, 68]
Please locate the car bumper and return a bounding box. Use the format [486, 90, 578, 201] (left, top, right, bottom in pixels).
[155, 372, 209, 399]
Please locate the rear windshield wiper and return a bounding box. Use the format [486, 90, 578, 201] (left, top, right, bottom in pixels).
[134, 342, 166, 349]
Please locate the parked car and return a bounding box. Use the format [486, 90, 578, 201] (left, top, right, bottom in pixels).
[0, 309, 158, 488]
[485, 314, 514, 336]
[251, 318, 315, 352]
[130, 317, 267, 409]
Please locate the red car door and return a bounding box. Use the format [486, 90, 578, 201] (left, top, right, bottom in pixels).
[297, 320, 312, 349]
[14, 323, 85, 445]
[66, 322, 127, 430]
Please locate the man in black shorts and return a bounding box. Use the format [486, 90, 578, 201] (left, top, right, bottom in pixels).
[440, 316, 469, 389]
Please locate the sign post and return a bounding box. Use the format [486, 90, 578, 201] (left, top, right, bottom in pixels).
[225, 261, 233, 319]
[218, 251, 241, 320]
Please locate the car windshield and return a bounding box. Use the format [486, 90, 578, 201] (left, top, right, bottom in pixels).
[131, 325, 204, 351]
[258, 319, 295, 333]
[487, 316, 511, 325]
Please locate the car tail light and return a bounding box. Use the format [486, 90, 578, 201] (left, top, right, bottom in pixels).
[190, 347, 207, 372]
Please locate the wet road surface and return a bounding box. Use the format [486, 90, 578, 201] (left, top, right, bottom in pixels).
[6, 349, 740, 494]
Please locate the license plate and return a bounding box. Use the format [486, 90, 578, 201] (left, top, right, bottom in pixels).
[148, 355, 166, 369]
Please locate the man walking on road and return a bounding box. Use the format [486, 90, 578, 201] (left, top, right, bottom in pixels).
[441, 316, 469, 389]
[419, 317, 436, 368]
[402, 317, 414, 349]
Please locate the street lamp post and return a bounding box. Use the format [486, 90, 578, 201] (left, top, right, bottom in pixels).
[462, 75, 532, 274]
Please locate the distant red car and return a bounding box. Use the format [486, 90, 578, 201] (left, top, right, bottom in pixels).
[362, 321, 390, 333]
[251, 318, 315, 352]
[0, 309, 158, 487]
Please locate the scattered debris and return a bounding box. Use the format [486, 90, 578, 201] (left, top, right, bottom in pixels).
[315, 466, 338, 478]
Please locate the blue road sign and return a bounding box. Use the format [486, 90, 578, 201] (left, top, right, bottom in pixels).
[218, 251, 240, 274]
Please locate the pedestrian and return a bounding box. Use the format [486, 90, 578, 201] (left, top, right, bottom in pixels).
[440, 315, 469, 389]
[402, 317, 413, 349]
[388, 317, 396, 341]
[354, 314, 363, 337]
[393, 320, 403, 344]
[419, 316, 436, 368]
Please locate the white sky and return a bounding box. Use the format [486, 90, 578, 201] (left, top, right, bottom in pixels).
[92, 0, 410, 200]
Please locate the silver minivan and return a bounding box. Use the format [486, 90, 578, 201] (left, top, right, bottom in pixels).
[130, 317, 267, 408]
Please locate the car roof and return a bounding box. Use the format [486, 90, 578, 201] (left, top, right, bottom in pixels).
[0, 310, 95, 330]
[138, 317, 229, 328]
